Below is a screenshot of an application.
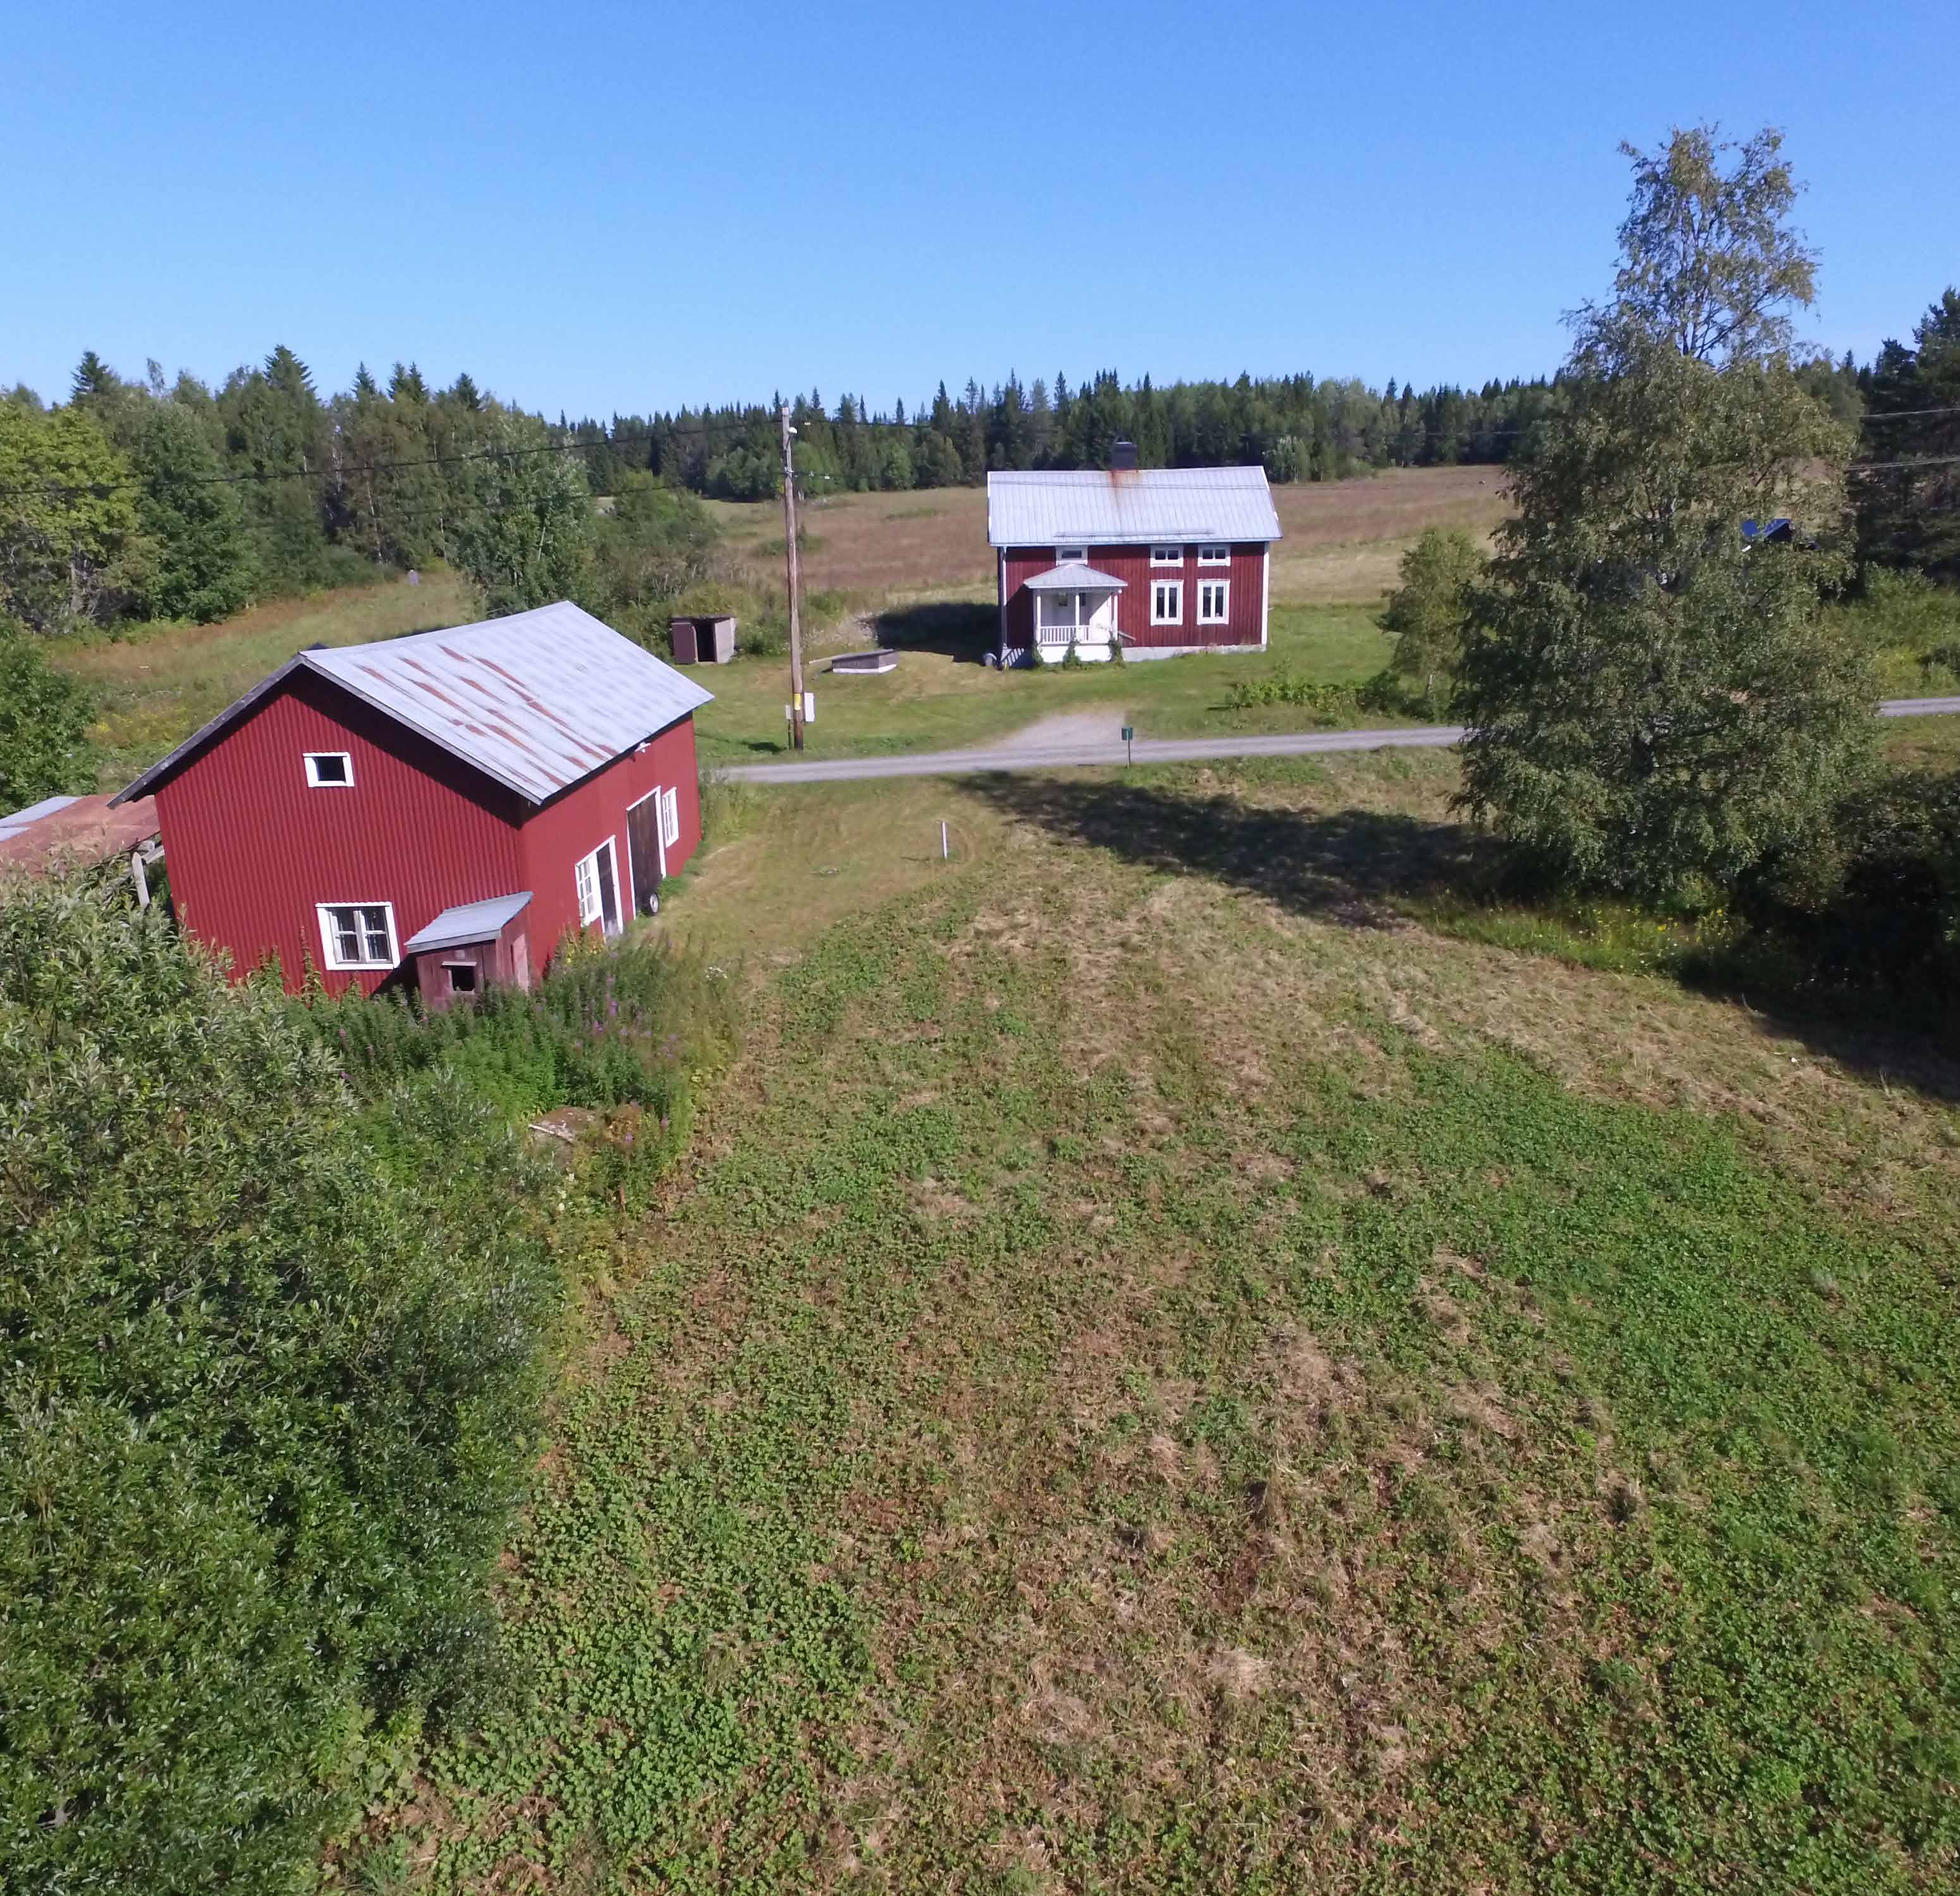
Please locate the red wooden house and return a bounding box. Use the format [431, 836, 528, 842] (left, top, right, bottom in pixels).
[988, 458, 1283, 664]
[111, 601, 713, 1003]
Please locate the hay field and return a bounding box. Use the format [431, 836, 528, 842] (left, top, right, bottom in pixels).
[709, 464, 1513, 608]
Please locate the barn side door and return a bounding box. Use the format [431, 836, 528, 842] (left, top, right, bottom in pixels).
[626, 788, 666, 916]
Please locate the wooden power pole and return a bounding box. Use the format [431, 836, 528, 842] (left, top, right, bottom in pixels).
[779, 403, 807, 751]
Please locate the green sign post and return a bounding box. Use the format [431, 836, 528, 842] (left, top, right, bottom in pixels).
[1121, 725, 1135, 765]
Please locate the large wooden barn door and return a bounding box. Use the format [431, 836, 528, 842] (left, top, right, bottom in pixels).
[627, 789, 664, 915]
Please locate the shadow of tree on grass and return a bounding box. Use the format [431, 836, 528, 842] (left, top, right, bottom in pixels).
[964, 769, 1960, 1105]
[872, 602, 996, 664]
[961, 771, 1495, 929]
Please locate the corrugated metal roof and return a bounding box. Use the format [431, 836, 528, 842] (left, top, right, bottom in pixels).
[116, 601, 714, 808]
[987, 466, 1282, 547]
[0, 794, 80, 841]
[0, 795, 159, 870]
[1022, 561, 1128, 592]
[404, 890, 533, 954]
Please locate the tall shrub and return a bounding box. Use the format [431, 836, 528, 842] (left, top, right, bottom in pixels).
[1456, 127, 1876, 901]
[0, 874, 559, 1890]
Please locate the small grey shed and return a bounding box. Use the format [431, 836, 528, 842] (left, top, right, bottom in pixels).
[669, 614, 737, 665]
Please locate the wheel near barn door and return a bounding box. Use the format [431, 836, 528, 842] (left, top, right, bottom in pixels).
[627, 787, 665, 915]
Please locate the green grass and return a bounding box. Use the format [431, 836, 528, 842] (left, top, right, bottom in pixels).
[49, 570, 477, 792]
[349, 766, 1960, 1893]
[693, 602, 1406, 766]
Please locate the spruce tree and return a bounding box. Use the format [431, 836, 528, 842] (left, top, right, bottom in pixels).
[133, 403, 256, 622]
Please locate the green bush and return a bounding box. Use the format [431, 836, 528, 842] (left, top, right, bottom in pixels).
[305, 928, 738, 1208]
[0, 621, 96, 806]
[1224, 669, 1362, 718]
[0, 872, 561, 1890]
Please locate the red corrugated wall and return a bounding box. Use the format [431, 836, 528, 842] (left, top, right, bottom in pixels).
[518, 714, 700, 958]
[152, 668, 702, 995]
[998, 542, 1268, 652]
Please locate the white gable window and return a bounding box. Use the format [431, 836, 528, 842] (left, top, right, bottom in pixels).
[304, 751, 353, 787]
[318, 902, 396, 969]
[1151, 580, 1183, 625]
[1150, 545, 1183, 566]
[1054, 545, 1087, 566]
[1198, 579, 1231, 624]
[1197, 544, 1231, 566]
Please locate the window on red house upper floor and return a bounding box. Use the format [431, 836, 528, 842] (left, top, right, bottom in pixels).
[1054, 545, 1087, 566]
[1198, 580, 1231, 624]
[305, 751, 353, 787]
[1150, 545, 1183, 566]
[1196, 544, 1231, 566]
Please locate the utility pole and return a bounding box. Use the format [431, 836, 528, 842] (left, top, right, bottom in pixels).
[779, 403, 807, 751]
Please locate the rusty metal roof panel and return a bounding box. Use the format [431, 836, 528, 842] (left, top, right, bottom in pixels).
[987, 466, 1282, 547]
[117, 601, 714, 807]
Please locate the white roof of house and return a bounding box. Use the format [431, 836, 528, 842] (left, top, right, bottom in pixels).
[115, 601, 713, 808]
[987, 466, 1282, 547]
[405, 890, 533, 953]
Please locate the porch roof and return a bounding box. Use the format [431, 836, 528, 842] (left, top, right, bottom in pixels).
[1023, 561, 1127, 593]
[405, 890, 533, 954]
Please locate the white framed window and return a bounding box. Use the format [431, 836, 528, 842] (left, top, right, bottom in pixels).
[317, 901, 396, 970]
[574, 838, 622, 934]
[1150, 545, 1184, 566]
[659, 787, 679, 849]
[1151, 580, 1183, 626]
[1198, 580, 1231, 624]
[304, 751, 353, 787]
[1197, 544, 1231, 566]
[1054, 545, 1087, 566]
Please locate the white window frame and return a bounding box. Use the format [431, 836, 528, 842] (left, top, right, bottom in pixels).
[1196, 544, 1231, 566]
[1149, 545, 1184, 567]
[1150, 580, 1183, 626]
[1054, 545, 1087, 566]
[317, 901, 397, 971]
[574, 837, 623, 932]
[1198, 579, 1231, 624]
[659, 787, 679, 849]
[304, 751, 354, 788]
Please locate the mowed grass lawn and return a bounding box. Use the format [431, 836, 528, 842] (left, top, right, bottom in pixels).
[365, 756, 1960, 1893]
[690, 602, 1402, 768]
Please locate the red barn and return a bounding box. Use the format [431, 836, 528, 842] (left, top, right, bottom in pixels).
[988, 460, 1282, 665]
[111, 601, 714, 1002]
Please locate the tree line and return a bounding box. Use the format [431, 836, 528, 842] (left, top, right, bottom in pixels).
[569, 370, 1569, 502]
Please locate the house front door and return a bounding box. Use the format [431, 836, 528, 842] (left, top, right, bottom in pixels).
[627, 789, 664, 915]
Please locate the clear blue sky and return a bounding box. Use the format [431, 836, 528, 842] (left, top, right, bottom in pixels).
[5, 0, 1954, 420]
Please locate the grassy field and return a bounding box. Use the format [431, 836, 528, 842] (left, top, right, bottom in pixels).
[49, 570, 478, 793]
[350, 753, 1960, 1893]
[704, 465, 1513, 607]
[690, 602, 1402, 767]
[39, 465, 1957, 790]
